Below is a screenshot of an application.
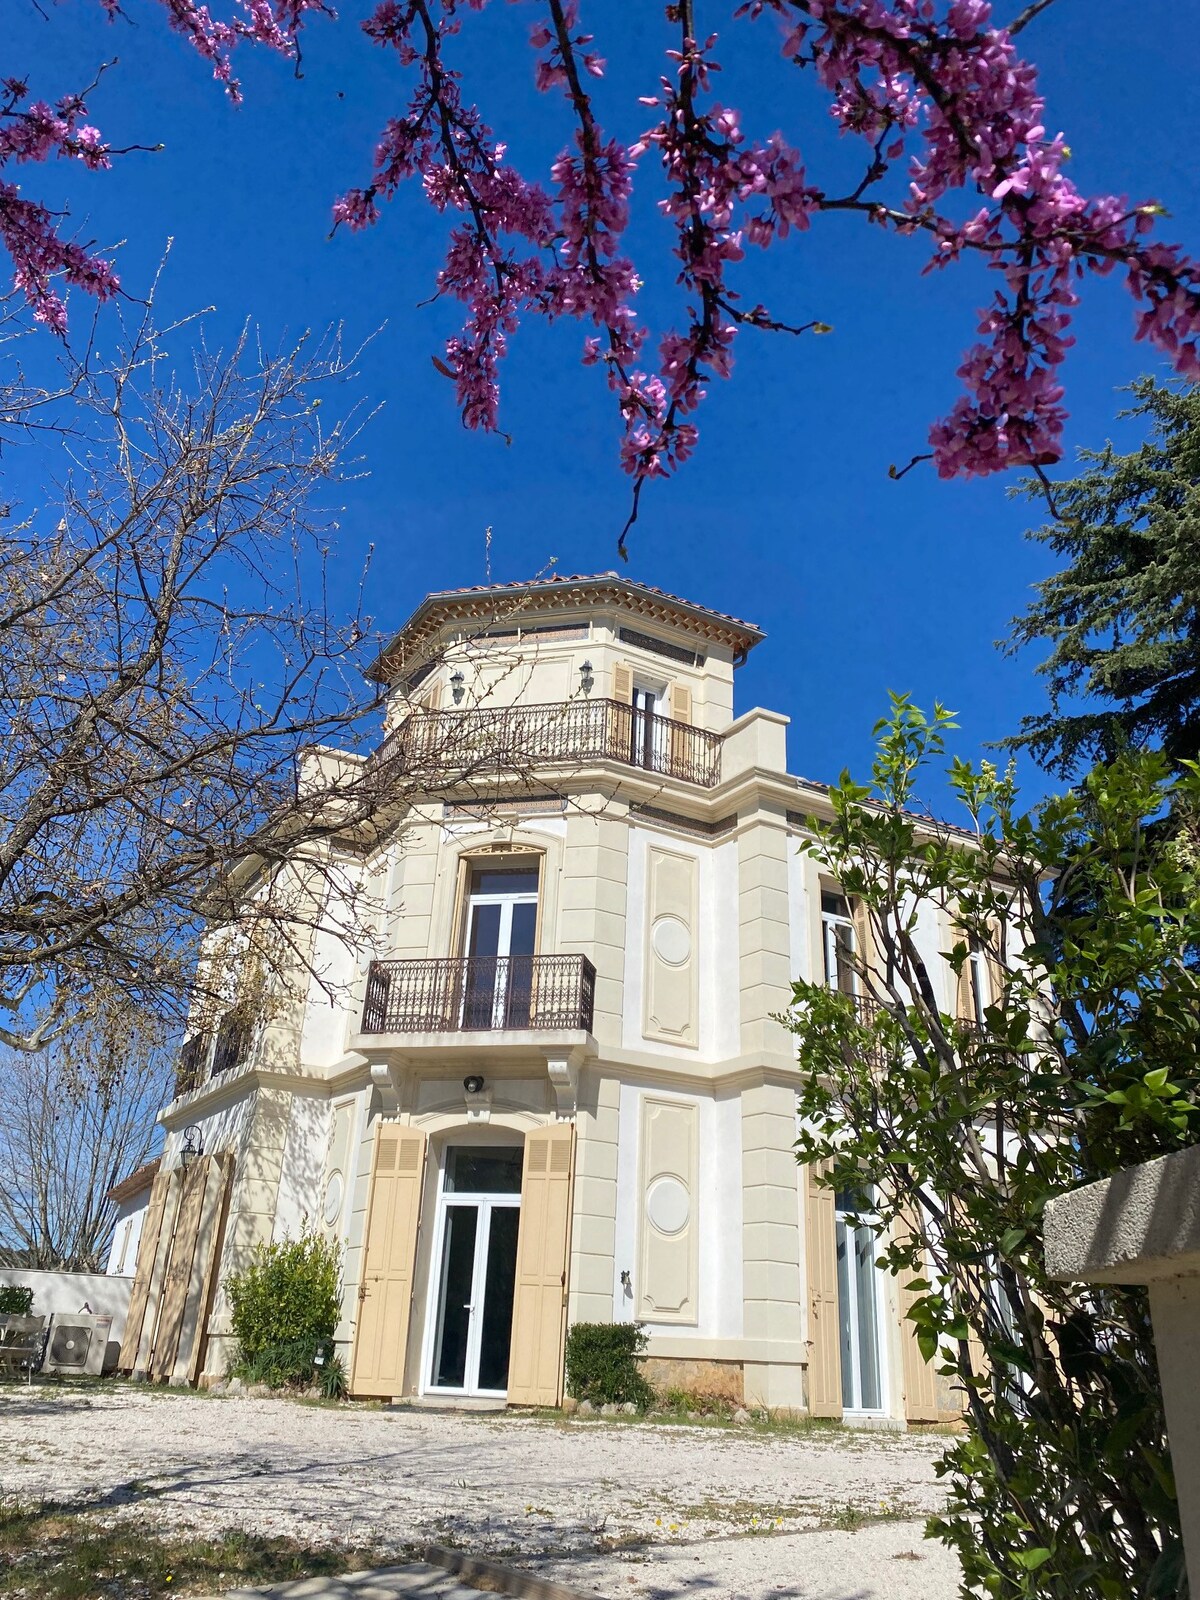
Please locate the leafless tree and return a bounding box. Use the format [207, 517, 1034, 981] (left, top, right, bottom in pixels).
[0, 294, 399, 1051]
[0, 1006, 172, 1269]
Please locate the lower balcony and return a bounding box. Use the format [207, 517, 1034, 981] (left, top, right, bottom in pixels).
[361, 953, 596, 1036]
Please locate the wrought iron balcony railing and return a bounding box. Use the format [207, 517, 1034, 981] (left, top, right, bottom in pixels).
[174, 1033, 207, 1098]
[373, 698, 723, 788]
[361, 953, 597, 1035]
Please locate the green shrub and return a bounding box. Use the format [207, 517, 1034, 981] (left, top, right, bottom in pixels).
[564, 1321, 653, 1408]
[658, 1386, 734, 1420]
[233, 1335, 326, 1389]
[0, 1286, 34, 1316]
[225, 1232, 341, 1386]
[316, 1350, 348, 1401]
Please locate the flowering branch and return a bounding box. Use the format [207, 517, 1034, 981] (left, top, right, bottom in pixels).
[6, 0, 1200, 531]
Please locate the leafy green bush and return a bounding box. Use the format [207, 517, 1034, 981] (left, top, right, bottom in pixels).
[0, 1286, 34, 1316]
[225, 1232, 341, 1388]
[564, 1321, 653, 1408]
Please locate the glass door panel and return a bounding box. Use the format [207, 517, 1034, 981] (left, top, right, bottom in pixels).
[504, 901, 537, 1026]
[431, 1206, 478, 1389]
[853, 1224, 882, 1410]
[476, 1206, 520, 1392]
[464, 902, 502, 1028]
[835, 1197, 885, 1414]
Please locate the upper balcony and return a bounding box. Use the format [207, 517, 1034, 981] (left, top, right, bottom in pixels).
[373, 698, 723, 789]
[361, 953, 596, 1036]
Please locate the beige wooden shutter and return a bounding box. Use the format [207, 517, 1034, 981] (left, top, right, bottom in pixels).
[350, 1123, 427, 1399]
[612, 661, 634, 703]
[896, 1204, 940, 1423]
[507, 1123, 575, 1406]
[151, 1158, 211, 1379]
[984, 918, 1005, 1012]
[118, 1167, 172, 1371]
[423, 679, 442, 712]
[667, 681, 693, 776]
[181, 1153, 235, 1385]
[850, 897, 873, 995]
[668, 681, 692, 724]
[955, 952, 974, 1022]
[804, 1163, 843, 1418]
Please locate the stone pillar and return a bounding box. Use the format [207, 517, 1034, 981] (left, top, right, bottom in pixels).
[560, 807, 628, 1049]
[567, 1067, 620, 1325]
[737, 806, 794, 1060]
[1045, 1143, 1200, 1588]
[1149, 1277, 1200, 1573]
[740, 1079, 805, 1409]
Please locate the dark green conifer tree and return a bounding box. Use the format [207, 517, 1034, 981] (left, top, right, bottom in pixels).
[1008, 379, 1200, 776]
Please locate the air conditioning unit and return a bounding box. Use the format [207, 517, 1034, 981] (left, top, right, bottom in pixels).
[40, 1312, 114, 1377]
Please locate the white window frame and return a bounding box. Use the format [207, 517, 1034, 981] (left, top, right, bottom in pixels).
[835, 1186, 890, 1417]
[967, 935, 989, 1026]
[821, 892, 857, 996]
[462, 865, 539, 1027]
[420, 1141, 524, 1400]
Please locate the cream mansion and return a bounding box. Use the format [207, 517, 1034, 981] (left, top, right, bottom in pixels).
[118, 572, 973, 1423]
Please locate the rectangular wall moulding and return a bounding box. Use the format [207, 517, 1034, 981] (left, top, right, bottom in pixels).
[643, 846, 699, 1047]
[637, 1095, 699, 1325]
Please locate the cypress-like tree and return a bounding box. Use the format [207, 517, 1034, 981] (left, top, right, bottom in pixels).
[1007, 379, 1200, 777]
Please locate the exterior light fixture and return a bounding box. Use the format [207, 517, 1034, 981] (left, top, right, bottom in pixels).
[450, 670, 466, 705]
[579, 660, 595, 696]
[180, 1124, 204, 1169]
[463, 1074, 485, 1095]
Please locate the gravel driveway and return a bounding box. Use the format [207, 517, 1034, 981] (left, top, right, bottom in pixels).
[0, 1387, 960, 1600]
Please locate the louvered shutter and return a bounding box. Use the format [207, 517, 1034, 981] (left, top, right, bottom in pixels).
[804, 1163, 843, 1417]
[896, 1204, 940, 1422]
[667, 681, 693, 775]
[668, 681, 692, 724]
[150, 1158, 210, 1380]
[506, 1123, 575, 1406]
[612, 662, 634, 703]
[118, 1167, 174, 1371]
[350, 1124, 428, 1399]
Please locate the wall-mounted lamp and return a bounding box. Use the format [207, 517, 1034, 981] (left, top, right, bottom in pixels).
[180, 1124, 204, 1170]
[579, 660, 595, 696]
[450, 670, 466, 705]
[463, 1074, 486, 1096]
[619, 1268, 633, 1296]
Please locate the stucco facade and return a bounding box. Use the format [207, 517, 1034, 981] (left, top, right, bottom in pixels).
[138, 574, 970, 1420]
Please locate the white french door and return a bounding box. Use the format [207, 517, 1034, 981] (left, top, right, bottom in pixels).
[462, 864, 538, 1028]
[835, 1187, 888, 1415]
[630, 684, 668, 772]
[424, 1145, 523, 1397]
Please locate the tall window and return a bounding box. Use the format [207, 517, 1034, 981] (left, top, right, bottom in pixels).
[461, 861, 539, 1027]
[835, 1184, 885, 1414]
[967, 933, 989, 1025]
[821, 891, 857, 996]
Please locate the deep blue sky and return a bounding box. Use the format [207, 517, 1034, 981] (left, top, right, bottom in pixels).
[7, 2, 1197, 807]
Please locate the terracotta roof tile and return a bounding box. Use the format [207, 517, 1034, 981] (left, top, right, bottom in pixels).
[368, 572, 763, 681]
[107, 1156, 161, 1206]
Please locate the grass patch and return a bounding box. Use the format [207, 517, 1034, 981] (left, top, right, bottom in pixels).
[0, 1501, 394, 1600]
[527, 1404, 856, 1441]
[818, 1498, 915, 1533]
